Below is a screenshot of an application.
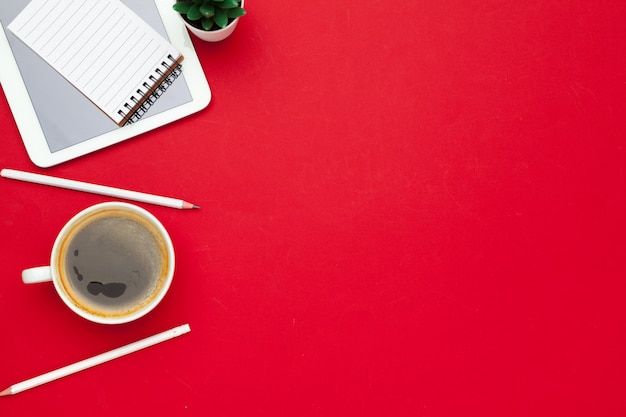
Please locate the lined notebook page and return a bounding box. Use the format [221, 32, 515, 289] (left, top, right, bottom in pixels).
[8, 0, 183, 126]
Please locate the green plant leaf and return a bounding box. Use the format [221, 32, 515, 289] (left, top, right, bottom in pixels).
[220, 0, 240, 8]
[172, 2, 192, 13]
[187, 4, 202, 20]
[201, 17, 215, 30]
[213, 7, 228, 28]
[199, 3, 214, 17]
[226, 7, 246, 18]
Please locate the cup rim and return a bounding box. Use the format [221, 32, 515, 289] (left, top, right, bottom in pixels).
[50, 202, 175, 325]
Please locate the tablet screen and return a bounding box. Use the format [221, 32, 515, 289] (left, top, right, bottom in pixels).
[0, 0, 194, 154]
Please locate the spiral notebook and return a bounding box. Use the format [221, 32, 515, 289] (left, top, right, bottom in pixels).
[8, 0, 184, 126]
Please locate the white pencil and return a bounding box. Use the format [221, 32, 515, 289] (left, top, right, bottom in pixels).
[1, 168, 199, 210]
[0, 324, 191, 396]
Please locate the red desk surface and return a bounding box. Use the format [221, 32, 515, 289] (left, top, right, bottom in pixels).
[1, 1, 625, 416]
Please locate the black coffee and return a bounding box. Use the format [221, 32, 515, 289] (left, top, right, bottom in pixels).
[59, 209, 168, 318]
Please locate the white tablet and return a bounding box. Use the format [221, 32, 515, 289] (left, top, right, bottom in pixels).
[0, 0, 211, 168]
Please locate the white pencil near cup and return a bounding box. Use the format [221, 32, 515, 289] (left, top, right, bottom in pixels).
[0, 324, 191, 396]
[1, 168, 199, 210]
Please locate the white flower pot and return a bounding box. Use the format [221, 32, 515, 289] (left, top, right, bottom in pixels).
[179, 0, 245, 42]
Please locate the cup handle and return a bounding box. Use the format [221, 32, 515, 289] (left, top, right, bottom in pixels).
[22, 266, 53, 284]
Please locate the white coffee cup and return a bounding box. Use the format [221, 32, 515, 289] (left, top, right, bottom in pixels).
[22, 202, 175, 325]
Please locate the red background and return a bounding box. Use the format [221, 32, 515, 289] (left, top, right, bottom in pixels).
[2, 1, 626, 416]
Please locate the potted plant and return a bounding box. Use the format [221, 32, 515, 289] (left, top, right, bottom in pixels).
[173, 0, 246, 42]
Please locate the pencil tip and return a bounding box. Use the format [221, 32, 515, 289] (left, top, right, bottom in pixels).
[0, 387, 12, 396]
[181, 201, 200, 210]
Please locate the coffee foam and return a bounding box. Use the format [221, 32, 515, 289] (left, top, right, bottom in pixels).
[56, 208, 170, 319]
